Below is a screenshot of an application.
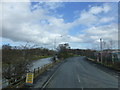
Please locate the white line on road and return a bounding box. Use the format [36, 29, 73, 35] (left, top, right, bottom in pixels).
[77, 74, 81, 83]
[41, 63, 62, 89]
[77, 74, 84, 90]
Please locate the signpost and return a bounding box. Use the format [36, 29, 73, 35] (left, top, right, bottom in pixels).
[26, 73, 34, 86]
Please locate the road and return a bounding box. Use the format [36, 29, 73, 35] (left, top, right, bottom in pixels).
[45, 56, 118, 88]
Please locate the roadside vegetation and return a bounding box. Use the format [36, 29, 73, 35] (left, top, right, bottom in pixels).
[57, 43, 77, 59]
[56, 43, 120, 71]
[2, 44, 55, 84]
[2, 42, 120, 87]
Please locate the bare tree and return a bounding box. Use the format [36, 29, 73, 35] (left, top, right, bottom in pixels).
[2, 42, 55, 85]
[2, 43, 33, 84]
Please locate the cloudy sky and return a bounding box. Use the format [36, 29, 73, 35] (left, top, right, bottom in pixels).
[1, 2, 118, 49]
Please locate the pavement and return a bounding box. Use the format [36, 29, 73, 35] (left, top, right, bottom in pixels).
[43, 56, 118, 88]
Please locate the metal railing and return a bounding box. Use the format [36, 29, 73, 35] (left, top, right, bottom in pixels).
[2, 61, 59, 89]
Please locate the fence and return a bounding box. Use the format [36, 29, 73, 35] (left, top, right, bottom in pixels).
[2, 61, 59, 89]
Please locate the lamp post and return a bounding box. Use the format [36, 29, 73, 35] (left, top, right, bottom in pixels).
[100, 38, 103, 63]
[54, 35, 63, 50]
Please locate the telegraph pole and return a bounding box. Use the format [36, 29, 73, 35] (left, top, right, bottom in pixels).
[100, 38, 103, 63]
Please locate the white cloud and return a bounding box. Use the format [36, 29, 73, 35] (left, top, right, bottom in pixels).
[67, 23, 118, 47]
[69, 36, 83, 42]
[73, 3, 112, 27]
[103, 3, 111, 13]
[89, 6, 103, 14]
[1, 2, 74, 49]
[99, 17, 114, 23]
[41, 2, 64, 10]
[89, 3, 111, 14]
[85, 23, 118, 42]
[1, 2, 117, 49]
[78, 11, 98, 25]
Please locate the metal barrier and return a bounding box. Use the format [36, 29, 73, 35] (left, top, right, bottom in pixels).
[2, 61, 59, 89]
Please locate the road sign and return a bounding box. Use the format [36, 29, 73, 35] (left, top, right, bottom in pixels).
[26, 73, 34, 84]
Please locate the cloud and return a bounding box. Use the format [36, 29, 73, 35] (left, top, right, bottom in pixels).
[40, 2, 64, 10]
[103, 3, 111, 13]
[69, 36, 83, 43]
[72, 3, 112, 27]
[2, 2, 71, 46]
[89, 6, 103, 14]
[66, 23, 118, 48]
[1, 2, 117, 49]
[85, 23, 118, 43]
[99, 17, 114, 23]
[89, 3, 111, 15]
[77, 10, 98, 26]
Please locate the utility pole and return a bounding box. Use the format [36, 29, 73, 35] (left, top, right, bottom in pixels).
[100, 38, 103, 63]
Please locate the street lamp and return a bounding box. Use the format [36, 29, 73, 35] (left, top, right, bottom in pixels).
[54, 35, 63, 50]
[100, 38, 103, 63]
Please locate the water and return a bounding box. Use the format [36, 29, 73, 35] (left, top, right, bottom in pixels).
[30, 57, 53, 71]
[2, 57, 53, 88]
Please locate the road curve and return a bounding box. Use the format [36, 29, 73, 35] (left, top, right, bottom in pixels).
[45, 56, 118, 88]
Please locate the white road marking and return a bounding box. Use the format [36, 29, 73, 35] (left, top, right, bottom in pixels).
[77, 74, 84, 89]
[42, 67, 58, 89]
[41, 63, 63, 89]
[77, 74, 81, 83]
